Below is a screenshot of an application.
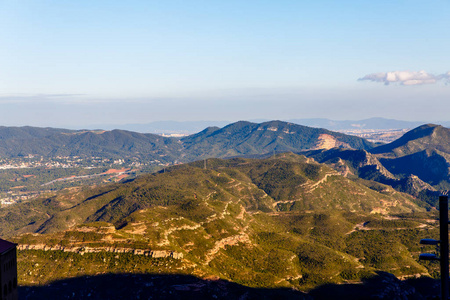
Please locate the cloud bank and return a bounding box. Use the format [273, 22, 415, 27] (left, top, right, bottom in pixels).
[359, 70, 450, 85]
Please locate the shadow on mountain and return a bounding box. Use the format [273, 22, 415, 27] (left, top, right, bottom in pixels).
[18, 272, 442, 300]
[18, 273, 311, 300]
[309, 271, 439, 300]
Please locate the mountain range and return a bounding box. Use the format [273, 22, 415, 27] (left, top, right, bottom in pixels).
[2, 120, 450, 298]
[77, 117, 442, 134]
[0, 121, 375, 163]
[1, 121, 450, 201]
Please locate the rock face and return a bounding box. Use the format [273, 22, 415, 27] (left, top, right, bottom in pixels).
[403, 175, 436, 194]
[18, 244, 183, 259]
[305, 148, 397, 180]
[314, 134, 351, 150]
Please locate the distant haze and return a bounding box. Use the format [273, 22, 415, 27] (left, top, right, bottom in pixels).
[1, 1, 449, 127]
[74, 118, 442, 135]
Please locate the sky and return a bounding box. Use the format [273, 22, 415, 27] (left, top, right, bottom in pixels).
[1, 0, 449, 128]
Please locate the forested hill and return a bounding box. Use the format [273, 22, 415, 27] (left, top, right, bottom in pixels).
[179, 120, 376, 159]
[0, 126, 182, 163]
[0, 121, 376, 162]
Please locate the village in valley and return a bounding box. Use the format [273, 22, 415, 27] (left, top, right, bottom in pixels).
[0, 155, 166, 206]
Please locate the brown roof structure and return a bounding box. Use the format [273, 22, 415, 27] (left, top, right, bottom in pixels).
[0, 238, 16, 253]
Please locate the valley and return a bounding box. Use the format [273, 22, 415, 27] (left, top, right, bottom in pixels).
[0, 156, 162, 206]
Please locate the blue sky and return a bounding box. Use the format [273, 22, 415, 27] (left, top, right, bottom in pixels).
[1, 0, 449, 127]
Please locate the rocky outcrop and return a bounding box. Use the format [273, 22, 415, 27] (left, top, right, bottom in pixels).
[314, 134, 351, 150]
[18, 244, 183, 259]
[307, 148, 397, 180]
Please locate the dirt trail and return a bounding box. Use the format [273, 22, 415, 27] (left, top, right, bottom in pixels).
[307, 172, 339, 192]
[346, 222, 371, 235]
[346, 221, 431, 235]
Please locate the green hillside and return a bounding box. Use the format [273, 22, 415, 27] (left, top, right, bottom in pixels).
[180, 121, 376, 159]
[0, 126, 182, 163]
[0, 153, 438, 296]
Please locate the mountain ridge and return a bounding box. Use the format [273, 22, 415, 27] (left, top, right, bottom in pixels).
[0, 121, 377, 162]
[2, 121, 450, 207]
[180, 120, 376, 160]
[71, 117, 433, 133]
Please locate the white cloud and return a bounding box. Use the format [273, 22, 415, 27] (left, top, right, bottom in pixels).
[358, 70, 450, 85]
